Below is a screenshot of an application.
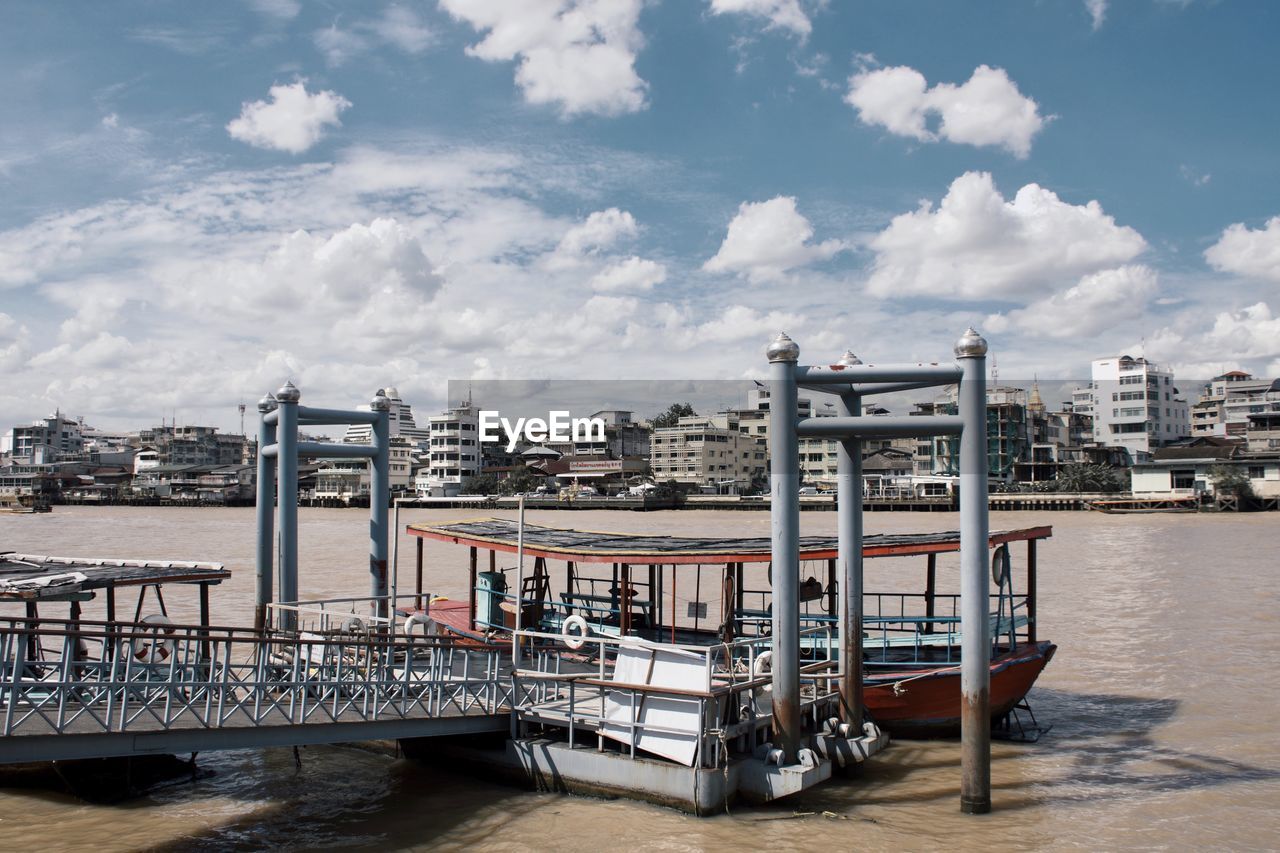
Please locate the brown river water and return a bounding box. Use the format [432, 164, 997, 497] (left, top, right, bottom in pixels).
[1, 506, 1277, 851]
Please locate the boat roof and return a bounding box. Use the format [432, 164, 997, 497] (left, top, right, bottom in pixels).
[407, 518, 1052, 565]
[0, 552, 229, 601]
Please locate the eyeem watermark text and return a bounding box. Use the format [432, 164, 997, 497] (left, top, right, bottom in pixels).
[479, 411, 605, 452]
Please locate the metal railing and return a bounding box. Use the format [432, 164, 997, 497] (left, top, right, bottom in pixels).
[511, 624, 840, 769]
[0, 616, 511, 738]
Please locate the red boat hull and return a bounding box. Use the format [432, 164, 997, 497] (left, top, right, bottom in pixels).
[864, 642, 1056, 737]
[426, 600, 1055, 738]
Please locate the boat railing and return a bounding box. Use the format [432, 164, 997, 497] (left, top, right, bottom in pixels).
[511, 624, 840, 769]
[0, 615, 512, 738]
[861, 595, 1033, 667]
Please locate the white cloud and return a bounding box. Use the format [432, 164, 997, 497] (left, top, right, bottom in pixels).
[708, 0, 812, 38]
[183, 218, 441, 316]
[1135, 301, 1280, 378]
[439, 0, 649, 117]
[985, 265, 1158, 338]
[369, 5, 435, 54]
[313, 6, 435, 66]
[590, 256, 666, 292]
[1204, 216, 1280, 282]
[1086, 0, 1107, 30]
[1179, 164, 1211, 187]
[704, 196, 844, 282]
[696, 305, 804, 343]
[866, 171, 1147, 299]
[227, 81, 351, 154]
[246, 0, 300, 20]
[548, 208, 639, 268]
[845, 64, 1047, 158]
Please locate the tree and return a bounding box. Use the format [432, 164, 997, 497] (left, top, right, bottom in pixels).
[1054, 463, 1126, 494]
[460, 474, 498, 495]
[498, 467, 545, 496]
[651, 403, 696, 429]
[1208, 464, 1253, 498]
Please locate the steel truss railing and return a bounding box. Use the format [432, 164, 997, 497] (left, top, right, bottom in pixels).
[511, 626, 841, 769]
[0, 616, 512, 738]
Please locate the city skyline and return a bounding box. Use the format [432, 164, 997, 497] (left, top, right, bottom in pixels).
[3, 1, 1279, 433]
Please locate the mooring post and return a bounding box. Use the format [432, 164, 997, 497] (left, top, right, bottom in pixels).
[767, 332, 802, 761]
[956, 327, 991, 814]
[834, 350, 864, 727]
[254, 393, 277, 632]
[275, 380, 301, 632]
[513, 494, 526, 669]
[370, 391, 391, 621]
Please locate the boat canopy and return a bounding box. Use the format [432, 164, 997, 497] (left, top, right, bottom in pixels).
[0, 552, 229, 601]
[407, 518, 1052, 565]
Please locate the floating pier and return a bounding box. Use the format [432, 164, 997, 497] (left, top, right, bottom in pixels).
[1, 333, 1018, 815]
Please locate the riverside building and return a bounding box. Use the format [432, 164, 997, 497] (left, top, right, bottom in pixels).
[1082, 356, 1190, 459]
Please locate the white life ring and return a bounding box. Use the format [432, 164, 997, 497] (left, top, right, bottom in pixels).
[403, 613, 435, 637]
[561, 614, 589, 650]
[753, 650, 773, 677]
[130, 614, 177, 663]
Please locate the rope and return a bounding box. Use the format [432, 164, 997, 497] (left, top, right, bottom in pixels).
[890, 664, 961, 696]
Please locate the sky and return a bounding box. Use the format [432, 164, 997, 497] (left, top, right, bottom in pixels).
[2, 0, 1278, 432]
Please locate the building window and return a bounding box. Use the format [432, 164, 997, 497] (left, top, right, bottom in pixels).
[1172, 469, 1195, 490]
[1248, 466, 1264, 479]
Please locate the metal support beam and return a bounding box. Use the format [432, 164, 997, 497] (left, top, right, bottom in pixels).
[835, 375, 863, 728]
[261, 441, 377, 459]
[767, 333, 801, 762]
[956, 328, 991, 815]
[275, 381, 300, 631]
[254, 393, 277, 632]
[796, 415, 962, 439]
[370, 394, 391, 620]
[262, 404, 380, 426]
[795, 364, 962, 386]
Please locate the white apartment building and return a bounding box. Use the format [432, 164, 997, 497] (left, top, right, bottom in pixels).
[421, 402, 482, 496]
[343, 386, 432, 451]
[1191, 372, 1280, 439]
[650, 414, 760, 493]
[1086, 356, 1190, 458]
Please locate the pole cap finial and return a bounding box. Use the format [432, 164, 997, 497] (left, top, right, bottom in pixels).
[837, 350, 863, 366]
[766, 332, 800, 363]
[954, 327, 988, 358]
[275, 380, 301, 403]
[370, 391, 392, 412]
[257, 393, 278, 413]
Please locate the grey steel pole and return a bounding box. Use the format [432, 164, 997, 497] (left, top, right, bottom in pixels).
[956, 327, 991, 814]
[513, 495, 525, 669]
[370, 393, 391, 621]
[767, 332, 802, 762]
[254, 393, 277, 632]
[834, 351, 863, 727]
[275, 381, 301, 632]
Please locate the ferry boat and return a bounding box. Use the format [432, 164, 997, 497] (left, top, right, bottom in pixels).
[405, 518, 1055, 737]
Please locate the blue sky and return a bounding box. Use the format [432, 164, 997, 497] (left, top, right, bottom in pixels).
[2, 0, 1278, 431]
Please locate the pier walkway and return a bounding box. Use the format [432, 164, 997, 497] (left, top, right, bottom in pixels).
[0, 616, 513, 764]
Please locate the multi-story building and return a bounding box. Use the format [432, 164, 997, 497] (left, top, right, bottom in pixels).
[6, 413, 84, 464]
[650, 413, 759, 493]
[914, 386, 1030, 480]
[342, 386, 432, 451]
[133, 425, 246, 473]
[1084, 355, 1190, 458]
[423, 402, 482, 496]
[1191, 372, 1280, 440]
